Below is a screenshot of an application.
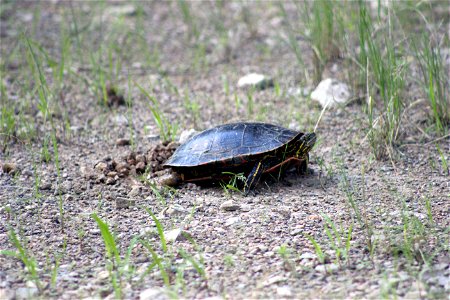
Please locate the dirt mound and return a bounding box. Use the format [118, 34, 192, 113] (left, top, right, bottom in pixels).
[92, 141, 179, 185]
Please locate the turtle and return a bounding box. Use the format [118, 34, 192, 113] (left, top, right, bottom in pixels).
[163, 122, 316, 194]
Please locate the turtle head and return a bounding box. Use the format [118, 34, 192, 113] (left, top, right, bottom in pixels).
[295, 132, 316, 158]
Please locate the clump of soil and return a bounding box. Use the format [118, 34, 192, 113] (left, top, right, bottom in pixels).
[93, 141, 179, 184]
[105, 85, 125, 107]
[145, 141, 179, 176]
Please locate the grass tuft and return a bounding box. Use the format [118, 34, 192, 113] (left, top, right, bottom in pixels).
[137, 82, 178, 143]
[358, 1, 406, 159]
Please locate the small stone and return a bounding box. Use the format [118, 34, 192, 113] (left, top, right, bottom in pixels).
[0, 289, 14, 300]
[106, 177, 116, 185]
[299, 252, 316, 260]
[105, 4, 137, 17]
[96, 174, 106, 183]
[107, 171, 118, 178]
[116, 197, 135, 208]
[262, 275, 286, 286]
[2, 163, 18, 175]
[315, 263, 339, 273]
[39, 182, 52, 190]
[146, 134, 160, 141]
[116, 138, 130, 146]
[241, 205, 251, 212]
[165, 204, 188, 216]
[237, 73, 273, 90]
[277, 286, 293, 297]
[97, 270, 110, 280]
[18, 12, 33, 22]
[220, 200, 240, 211]
[437, 275, 448, 287]
[70, 126, 83, 133]
[15, 287, 38, 300]
[165, 228, 189, 243]
[136, 154, 146, 163]
[139, 287, 166, 300]
[264, 251, 275, 258]
[290, 228, 303, 236]
[311, 78, 351, 108]
[115, 163, 130, 176]
[64, 194, 74, 202]
[128, 186, 142, 198]
[225, 216, 240, 226]
[94, 162, 108, 172]
[195, 197, 204, 206]
[136, 161, 146, 173]
[114, 115, 128, 126]
[179, 129, 198, 144]
[25, 281, 37, 288]
[434, 263, 448, 271]
[80, 166, 95, 180]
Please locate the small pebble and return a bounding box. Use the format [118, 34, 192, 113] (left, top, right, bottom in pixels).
[165, 228, 189, 243]
[237, 73, 273, 90]
[2, 163, 18, 175]
[220, 200, 240, 211]
[116, 138, 130, 146]
[115, 197, 135, 208]
[39, 182, 52, 190]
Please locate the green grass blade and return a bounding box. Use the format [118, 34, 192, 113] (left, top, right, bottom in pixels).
[144, 208, 167, 253]
[91, 213, 121, 263]
[140, 239, 170, 286]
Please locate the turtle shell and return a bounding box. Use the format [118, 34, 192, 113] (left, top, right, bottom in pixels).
[164, 122, 300, 168]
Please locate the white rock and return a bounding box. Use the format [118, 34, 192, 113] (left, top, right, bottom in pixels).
[277, 286, 293, 297]
[165, 228, 181, 243]
[18, 13, 33, 22]
[139, 227, 154, 236]
[139, 287, 166, 300]
[437, 275, 449, 287]
[97, 270, 110, 280]
[164, 228, 189, 243]
[369, 0, 390, 11]
[262, 275, 286, 286]
[0, 289, 14, 300]
[299, 252, 316, 260]
[165, 204, 188, 216]
[179, 129, 198, 144]
[114, 114, 128, 126]
[237, 73, 273, 89]
[15, 287, 38, 300]
[70, 126, 83, 133]
[315, 263, 339, 273]
[287, 86, 311, 97]
[310, 78, 351, 108]
[264, 251, 275, 258]
[105, 5, 136, 17]
[225, 216, 241, 226]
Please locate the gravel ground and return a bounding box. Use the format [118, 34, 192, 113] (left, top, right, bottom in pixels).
[1, 2, 449, 299]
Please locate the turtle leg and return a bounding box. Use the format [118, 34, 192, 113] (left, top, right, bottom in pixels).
[296, 153, 309, 174]
[244, 160, 267, 196]
[244, 157, 279, 195]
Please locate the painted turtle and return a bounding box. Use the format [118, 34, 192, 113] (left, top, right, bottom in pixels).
[164, 122, 316, 194]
